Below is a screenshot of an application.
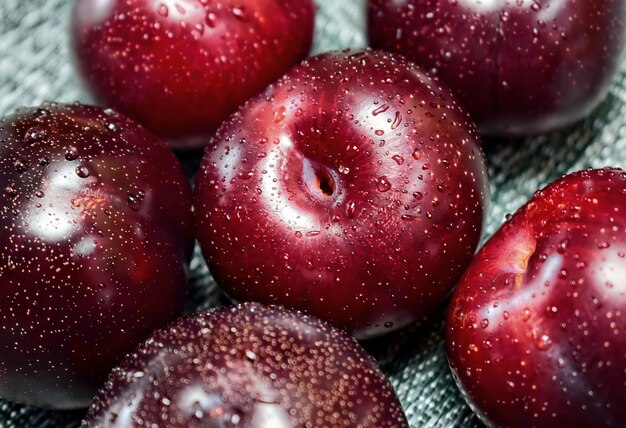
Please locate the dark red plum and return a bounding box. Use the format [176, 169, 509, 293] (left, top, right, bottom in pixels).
[447, 168, 626, 427]
[81, 303, 409, 427]
[0, 103, 194, 409]
[194, 49, 489, 339]
[368, 0, 626, 137]
[72, 0, 315, 148]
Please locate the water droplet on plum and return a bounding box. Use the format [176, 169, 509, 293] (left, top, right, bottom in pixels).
[65, 146, 79, 161]
[23, 126, 46, 144]
[375, 176, 392, 192]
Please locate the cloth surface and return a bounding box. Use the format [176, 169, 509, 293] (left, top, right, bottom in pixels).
[1, 0, 625, 426]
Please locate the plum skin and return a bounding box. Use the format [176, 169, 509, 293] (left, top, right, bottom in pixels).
[81, 303, 409, 428]
[368, 0, 626, 137]
[194, 49, 490, 339]
[71, 0, 315, 148]
[447, 168, 626, 427]
[0, 103, 194, 409]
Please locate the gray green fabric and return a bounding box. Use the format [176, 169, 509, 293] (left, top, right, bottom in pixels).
[1, 0, 624, 426]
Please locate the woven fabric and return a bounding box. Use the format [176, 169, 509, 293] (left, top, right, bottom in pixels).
[1, 0, 625, 427]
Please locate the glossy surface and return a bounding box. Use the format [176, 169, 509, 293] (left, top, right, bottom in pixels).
[72, 0, 315, 148]
[368, 0, 626, 137]
[82, 303, 409, 427]
[195, 49, 489, 339]
[0, 104, 194, 409]
[447, 168, 626, 427]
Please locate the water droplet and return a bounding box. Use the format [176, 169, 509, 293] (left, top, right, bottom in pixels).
[505, 380, 515, 392]
[590, 295, 602, 308]
[274, 107, 286, 123]
[480, 319, 489, 329]
[384, 322, 394, 328]
[34, 108, 50, 117]
[231, 6, 246, 21]
[545, 306, 558, 317]
[391, 112, 402, 129]
[375, 176, 392, 192]
[412, 149, 421, 160]
[522, 308, 531, 322]
[237, 171, 254, 180]
[157, 3, 168, 17]
[372, 104, 389, 116]
[76, 166, 90, 178]
[4, 186, 18, 198]
[534, 332, 552, 351]
[374, 130, 385, 136]
[194, 22, 205, 34]
[127, 193, 143, 211]
[65, 146, 79, 161]
[23, 126, 46, 144]
[392, 155, 404, 165]
[13, 159, 29, 173]
[338, 165, 350, 175]
[206, 12, 218, 27]
[175, 3, 186, 14]
[346, 201, 356, 218]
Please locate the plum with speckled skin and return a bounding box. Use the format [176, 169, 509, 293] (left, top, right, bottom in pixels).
[0, 104, 193, 409]
[194, 49, 490, 339]
[71, 0, 315, 148]
[447, 168, 626, 427]
[368, 0, 626, 137]
[81, 303, 409, 428]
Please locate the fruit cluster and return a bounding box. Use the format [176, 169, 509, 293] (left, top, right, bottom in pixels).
[0, 0, 624, 427]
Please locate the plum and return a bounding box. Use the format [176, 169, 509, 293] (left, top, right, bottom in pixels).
[71, 0, 315, 148]
[447, 168, 626, 427]
[0, 103, 193, 408]
[81, 303, 409, 427]
[368, 0, 626, 137]
[194, 49, 489, 339]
